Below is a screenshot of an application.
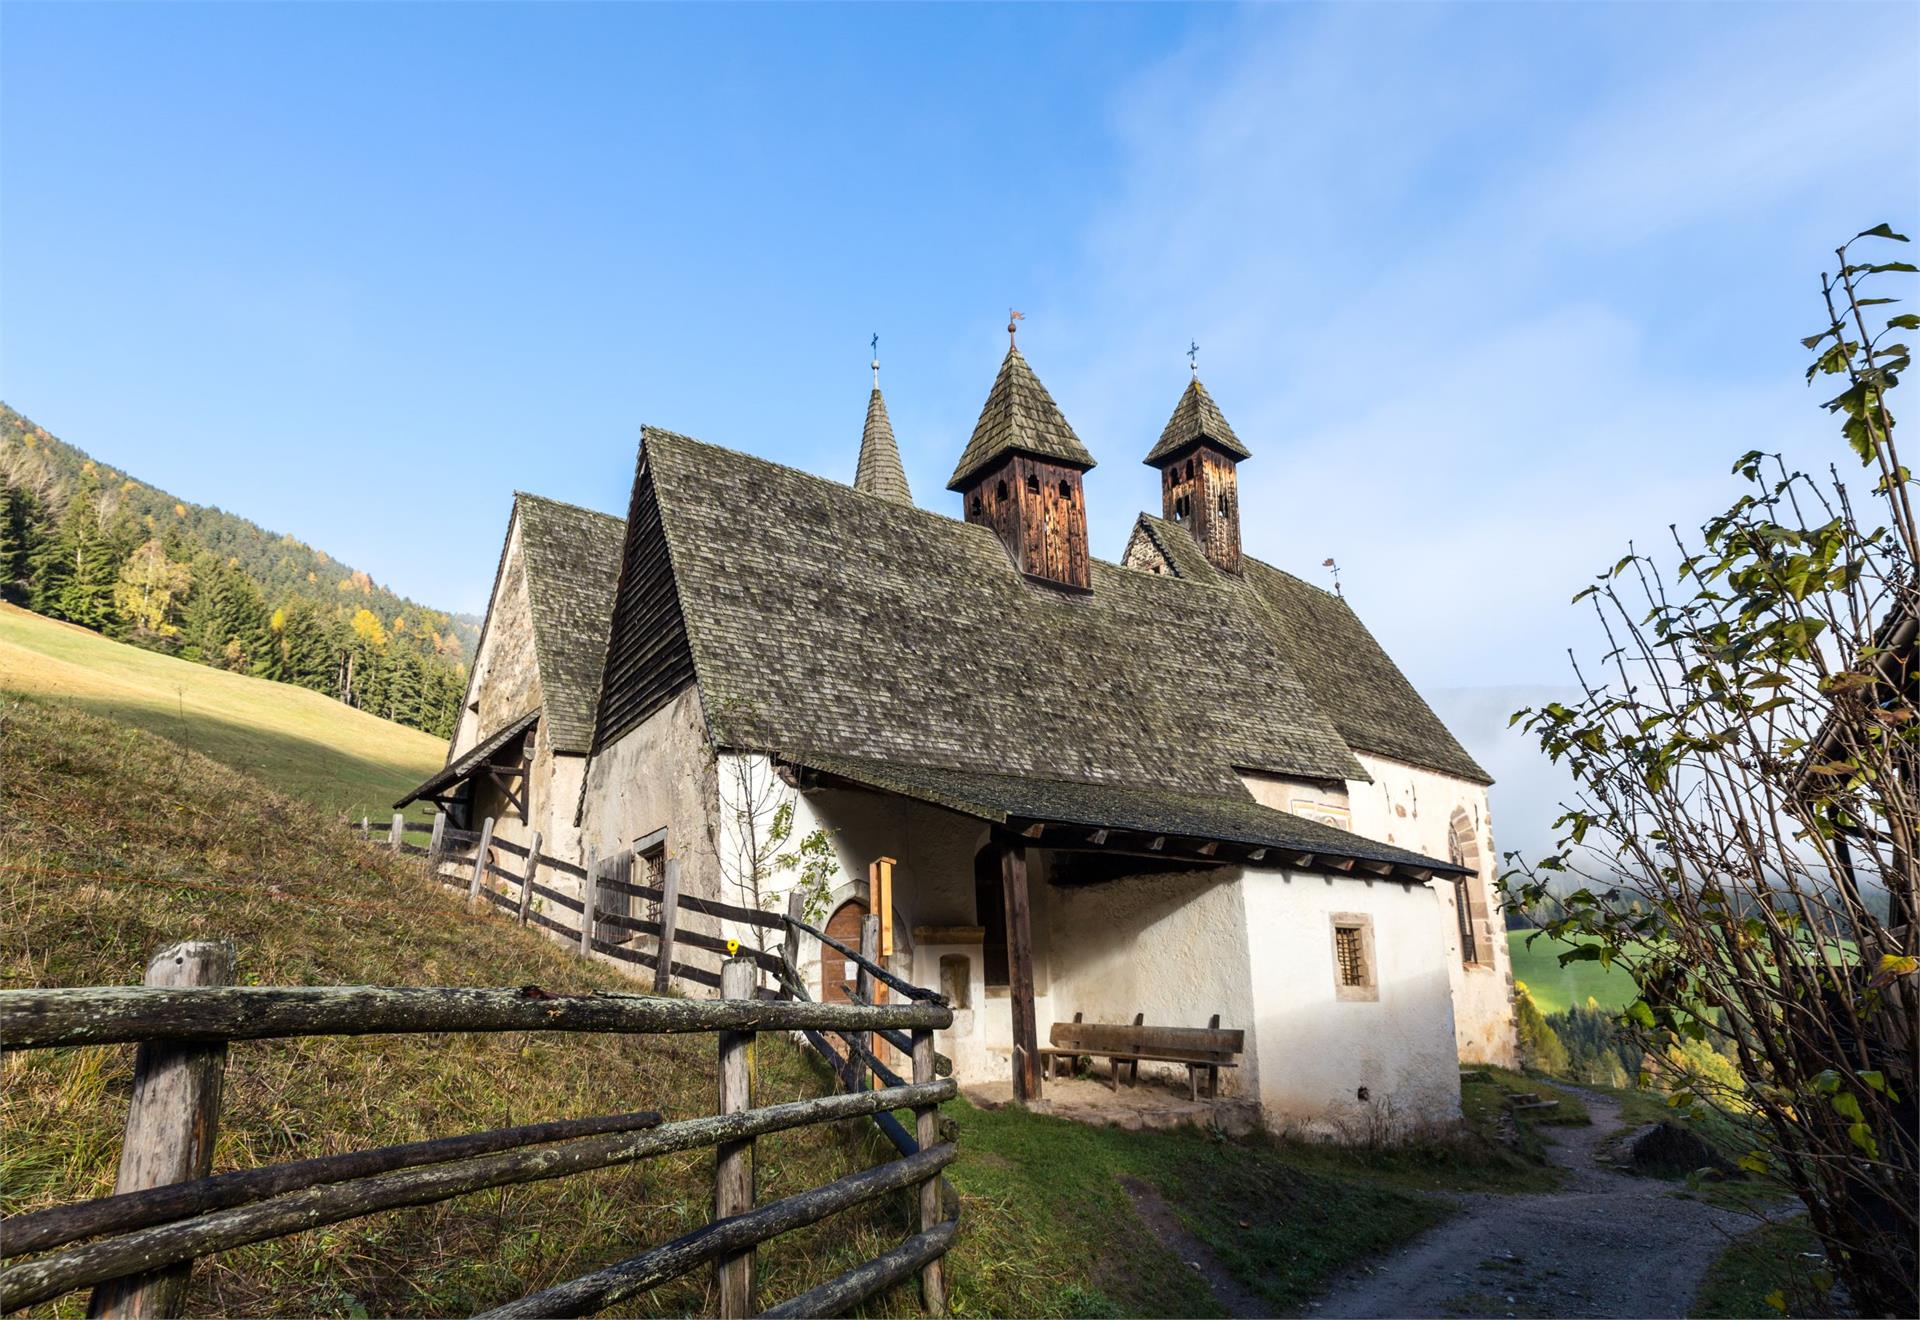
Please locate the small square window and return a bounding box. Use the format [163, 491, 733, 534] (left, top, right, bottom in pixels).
[1329, 913, 1379, 1002]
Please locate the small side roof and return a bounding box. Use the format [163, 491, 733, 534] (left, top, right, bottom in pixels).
[396, 709, 540, 808]
[786, 751, 1465, 880]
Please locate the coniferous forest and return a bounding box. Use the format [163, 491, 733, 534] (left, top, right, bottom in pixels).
[0, 404, 474, 738]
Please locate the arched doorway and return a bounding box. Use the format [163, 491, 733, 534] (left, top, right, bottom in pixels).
[822, 899, 868, 1003]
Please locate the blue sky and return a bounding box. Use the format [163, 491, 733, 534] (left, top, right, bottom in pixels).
[4, 3, 1915, 734]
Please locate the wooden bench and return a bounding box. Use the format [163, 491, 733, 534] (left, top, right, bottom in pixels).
[1038, 1014, 1244, 1101]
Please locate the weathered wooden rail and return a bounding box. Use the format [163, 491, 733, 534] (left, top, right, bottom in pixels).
[356, 812, 956, 1162]
[0, 944, 956, 1318]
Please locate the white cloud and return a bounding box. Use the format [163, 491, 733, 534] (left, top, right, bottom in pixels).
[1048, 0, 1916, 853]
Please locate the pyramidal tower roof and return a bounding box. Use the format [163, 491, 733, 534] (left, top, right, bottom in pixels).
[1145, 376, 1250, 466]
[947, 346, 1097, 491]
[854, 385, 912, 503]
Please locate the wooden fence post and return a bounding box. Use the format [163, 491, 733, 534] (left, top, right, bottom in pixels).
[781, 890, 804, 991]
[519, 831, 542, 926]
[581, 856, 597, 957]
[652, 858, 681, 993]
[389, 812, 404, 854]
[715, 957, 756, 1317]
[468, 817, 495, 909]
[359, 815, 370, 842]
[855, 915, 880, 1091]
[913, 1027, 947, 1314]
[87, 939, 235, 1320]
[427, 812, 447, 871]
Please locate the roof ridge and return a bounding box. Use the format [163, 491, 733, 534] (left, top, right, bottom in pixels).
[648, 429, 1230, 587]
[513, 490, 624, 524]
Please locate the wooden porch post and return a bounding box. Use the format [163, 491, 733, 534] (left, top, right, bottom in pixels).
[999, 833, 1040, 1103]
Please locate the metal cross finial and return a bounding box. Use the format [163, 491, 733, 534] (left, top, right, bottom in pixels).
[1188, 340, 1199, 376]
[1008, 309, 1025, 348]
[870, 332, 880, 388]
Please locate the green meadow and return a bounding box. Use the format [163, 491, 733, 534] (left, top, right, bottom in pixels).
[1506, 929, 1641, 1013]
[0, 602, 446, 820]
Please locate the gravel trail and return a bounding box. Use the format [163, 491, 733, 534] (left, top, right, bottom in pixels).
[1304, 1089, 1761, 1319]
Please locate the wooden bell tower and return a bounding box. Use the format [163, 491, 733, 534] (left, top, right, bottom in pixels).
[948, 341, 1097, 592]
[1145, 375, 1250, 575]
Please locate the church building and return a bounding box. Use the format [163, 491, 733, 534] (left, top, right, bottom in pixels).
[403, 334, 1518, 1135]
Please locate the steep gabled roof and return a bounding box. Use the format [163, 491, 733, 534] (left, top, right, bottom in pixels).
[1243, 552, 1489, 785]
[947, 347, 1096, 490]
[619, 428, 1362, 798]
[1145, 377, 1250, 465]
[854, 388, 912, 504]
[1130, 513, 1487, 783]
[514, 493, 626, 754]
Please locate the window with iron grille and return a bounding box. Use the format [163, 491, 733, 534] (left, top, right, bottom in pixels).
[1334, 925, 1367, 987]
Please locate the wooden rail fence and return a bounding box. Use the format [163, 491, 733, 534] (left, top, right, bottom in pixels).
[354, 813, 953, 1115]
[0, 942, 957, 1318]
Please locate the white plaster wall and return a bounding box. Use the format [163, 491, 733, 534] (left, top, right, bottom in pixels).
[1347, 752, 1517, 1068]
[1239, 866, 1463, 1133]
[1045, 871, 1258, 1094]
[574, 686, 723, 988]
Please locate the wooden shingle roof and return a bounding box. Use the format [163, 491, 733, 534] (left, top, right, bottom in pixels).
[787, 752, 1467, 878]
[854, 388, 912, 504]
[638, 428, 1362, 798]
[1128, 513, 1487, 783]
[515, 493, 626, 754]
[1145, 377, 1251, 465]
[946, 347, 1096, 490]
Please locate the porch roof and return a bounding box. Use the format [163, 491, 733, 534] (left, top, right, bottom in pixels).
[395, 709, 539, 809]
[780, 752, 1467, 883]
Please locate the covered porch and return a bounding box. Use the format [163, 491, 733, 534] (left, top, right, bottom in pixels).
[774, 752, 1466, 1126]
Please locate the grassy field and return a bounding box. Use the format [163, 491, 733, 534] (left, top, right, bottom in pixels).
[6, 693, 1545, 1317]
[1507, 929, 1641, 1013]
[2, 693, 931, 1316]
[0, 603, 445, 820]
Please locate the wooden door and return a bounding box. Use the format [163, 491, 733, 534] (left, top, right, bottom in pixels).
[823, 900, 867, 1003]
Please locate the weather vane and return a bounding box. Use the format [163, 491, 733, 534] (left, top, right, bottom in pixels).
[870, 332, 880, 388]
[1008, 308, 1025, 348]
[1187, 340, 1199, 376]
[1323, 557, 1343, 597]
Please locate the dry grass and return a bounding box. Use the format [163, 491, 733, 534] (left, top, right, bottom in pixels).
[0, 603, 444, 821]
[0, 693, 916, 1317]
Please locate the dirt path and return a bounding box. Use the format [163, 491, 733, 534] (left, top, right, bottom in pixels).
[1305, 1089, 1760, 1319]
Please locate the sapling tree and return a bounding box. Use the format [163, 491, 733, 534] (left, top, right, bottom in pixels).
[1504, 225, 1916, 1316]
[712, 753, 839, 955]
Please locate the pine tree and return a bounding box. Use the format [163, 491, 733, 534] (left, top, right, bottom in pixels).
[0, 480, 45, 605]
[46, 487, 119, 631]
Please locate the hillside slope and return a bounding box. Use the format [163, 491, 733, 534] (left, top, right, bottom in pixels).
[1, 404, 475, 737]
[0, 602, 444, 819]
[0, 694, 919, 1317]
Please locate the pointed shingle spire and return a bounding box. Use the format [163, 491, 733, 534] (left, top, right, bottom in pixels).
[946, 346, 1096, 491]
[1145, 376, 1250, 466]
[854, 384, 912, 504]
